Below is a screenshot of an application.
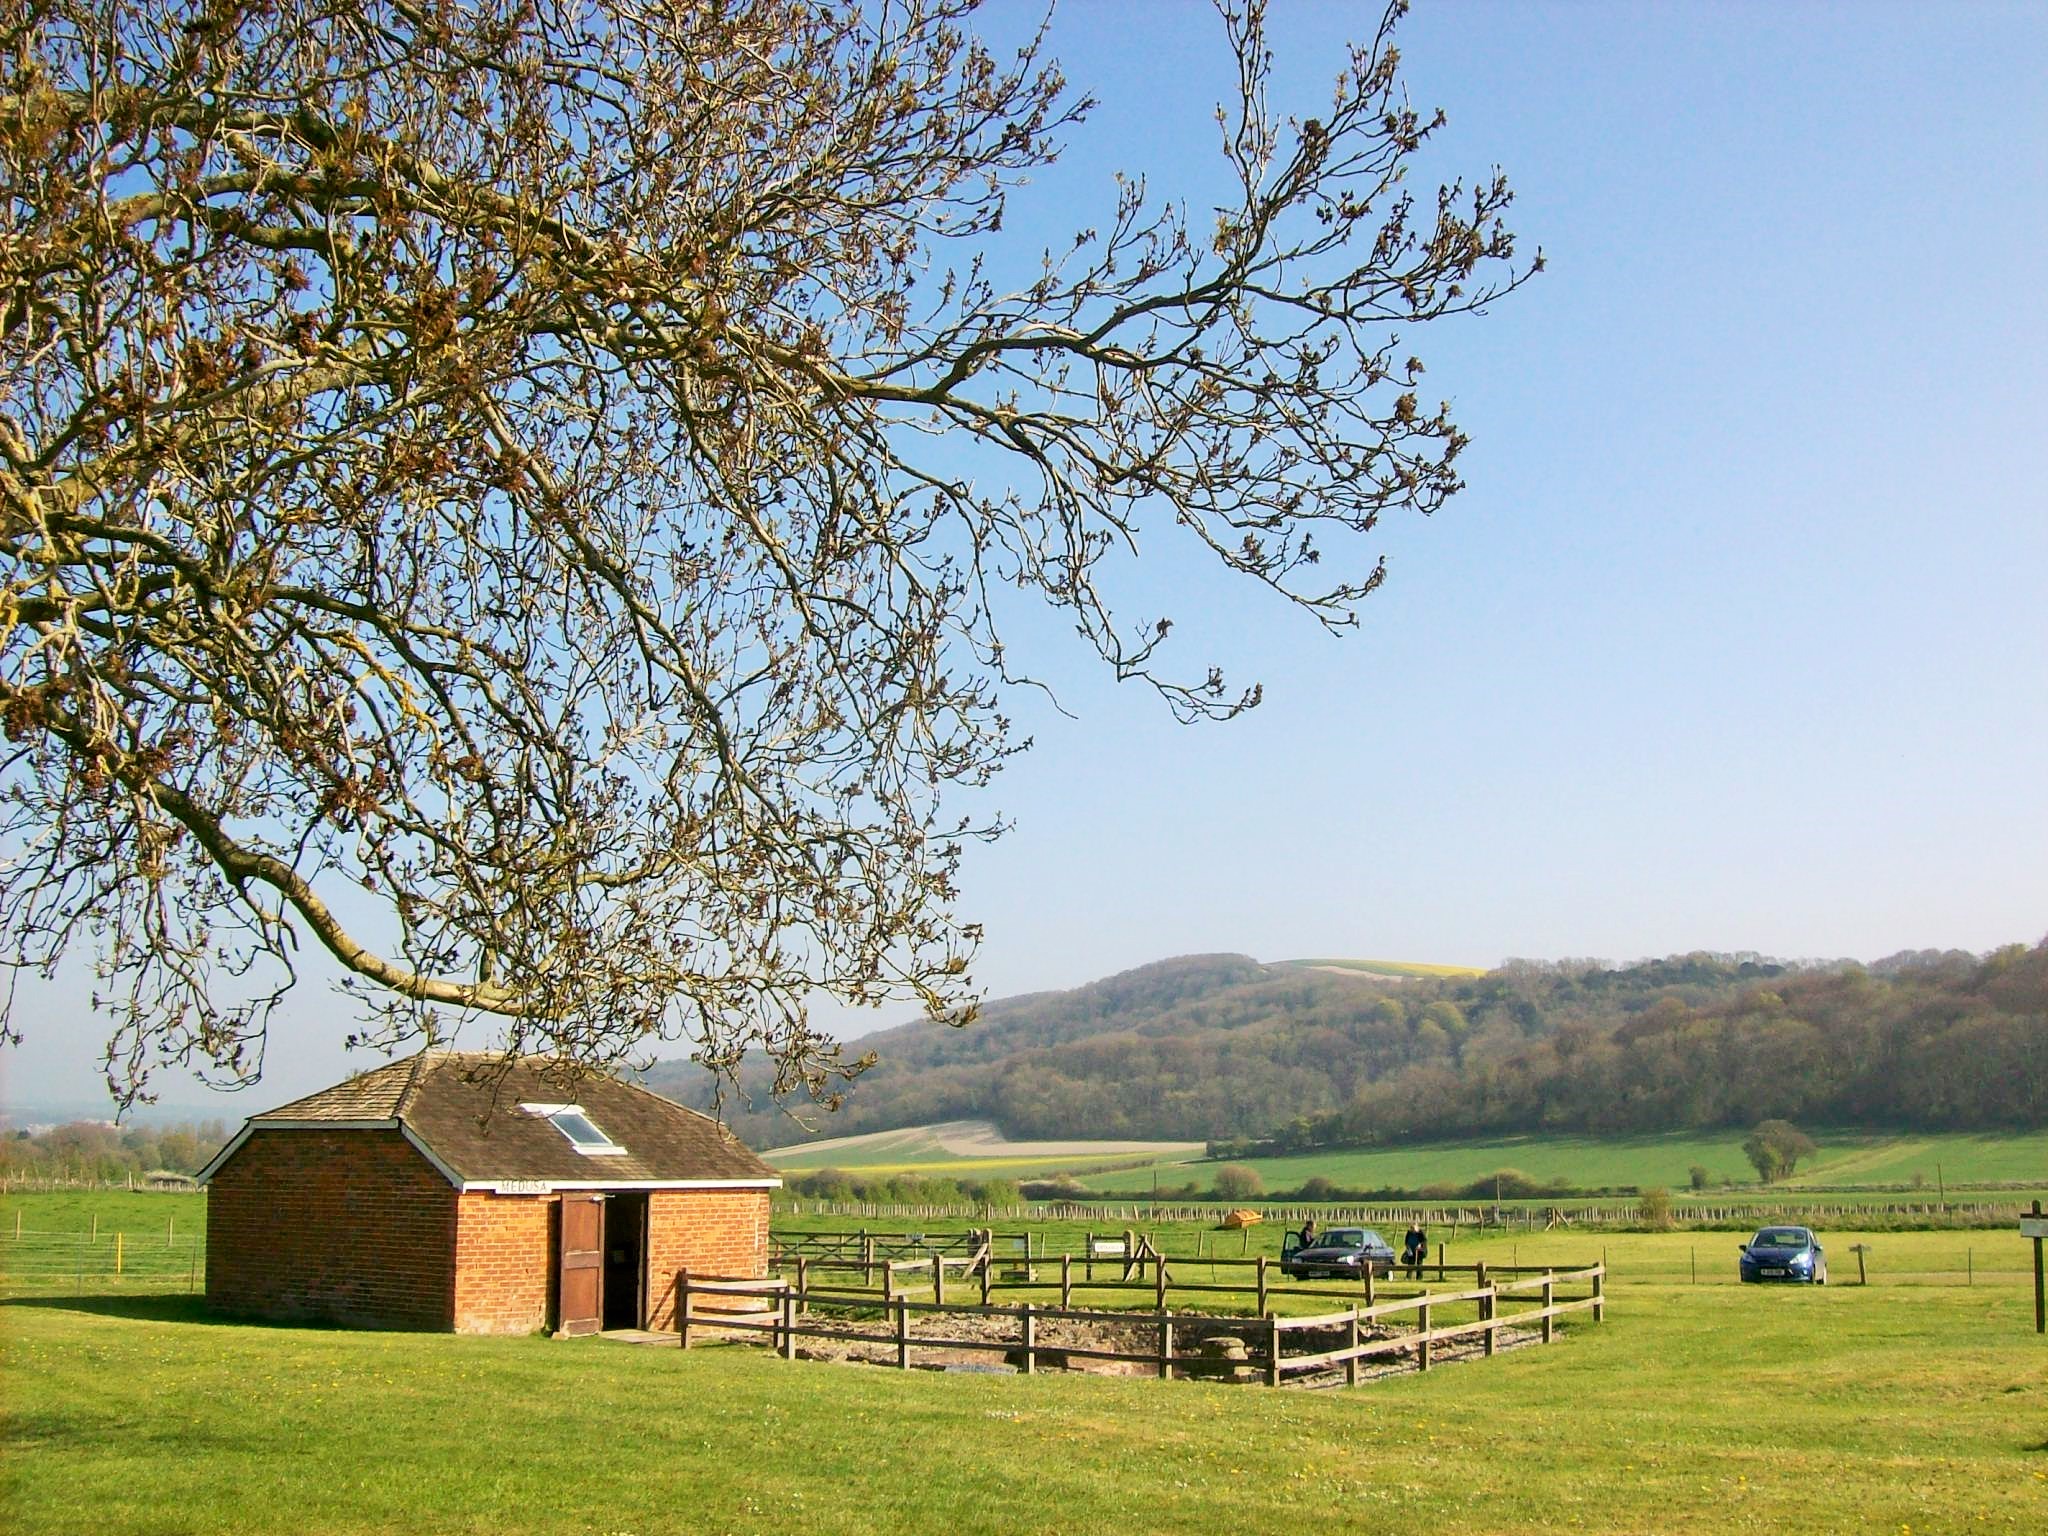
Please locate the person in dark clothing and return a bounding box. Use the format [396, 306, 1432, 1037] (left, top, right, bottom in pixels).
[1299, 1216, 1319, 1248]
[1402, 1220, 1427, 1279]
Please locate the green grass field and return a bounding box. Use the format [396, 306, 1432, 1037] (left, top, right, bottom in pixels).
[0, 1190, 207, 1295]
[1073, 1127, 2048, 1196]
[746, 1121, 2048, 1197]
[772, 1213, 2038, 1288]
[4, 1196, 2046, 1533]
[759, 1121, 1201, 1179]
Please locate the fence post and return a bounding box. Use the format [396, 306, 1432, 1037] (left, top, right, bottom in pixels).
[1418, 1297, 1432, 1371]
[1365, 1263, 1375, 1306]
[115, 1231, 123, 1276]
[933, 1255, 945, 1307]
[980, 1243, 992, 1306]
[1437, 1241, 1445, 1283]
[781, 1286, 797, 1361]
[1257, 1255, 1268, 1314]
[1021, 1303, 1036, 1375]
[90, 1213, 98, 1244]
[1592, 1266, 1605, 1322]
[797, 1255, 809, 1316]
[677, 1270, 691, 1349]
[1123, 1228, 1135, 1282]
[1156, 1256, 1168, 1311]
[1061, 1253, 1073, 1309]
[1158, 1315, 1173, 1381]
[1542, 1273, 1556, 1344]
[895, 1296, 910, 1371]
[1345, 1308, 1360, 1387]
[884, 1262, 896, 1303]
[1266, 1313, 1281, 1388]
[167, 1215, 174, 1248]
[1477, 1261, 1494, 1357]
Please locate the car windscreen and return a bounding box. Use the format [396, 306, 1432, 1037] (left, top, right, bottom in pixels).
[1323, 1230, 1366, 1249]
[1752, 1229, 1810, 1249]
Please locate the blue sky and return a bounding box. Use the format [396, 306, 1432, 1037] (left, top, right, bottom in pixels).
[7, 0, 2045, 1115]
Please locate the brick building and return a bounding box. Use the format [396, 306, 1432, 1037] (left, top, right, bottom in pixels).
[199, 1051, 779, 1335]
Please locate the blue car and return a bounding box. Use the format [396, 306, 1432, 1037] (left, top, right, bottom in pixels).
[1739, 1225, 1827, 1284]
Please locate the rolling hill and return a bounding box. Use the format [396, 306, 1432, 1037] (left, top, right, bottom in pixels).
[647, 940, 2048, 1156]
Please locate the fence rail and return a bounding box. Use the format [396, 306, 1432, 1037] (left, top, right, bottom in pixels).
[675, 1250, 1604, 1387]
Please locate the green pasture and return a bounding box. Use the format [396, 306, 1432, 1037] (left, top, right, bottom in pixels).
[760, 1125, 973, 1168]
[760, 1123, 1195, 1179]
[6, 1198, 2047, 1533]
[767, 1148, 1158, 1179]
[1078, 1126, 2048, 1196]
[0, 1189, 207, 1238]
[0, 1190, 207, 1296]
[774, 1213, 2042, 1292]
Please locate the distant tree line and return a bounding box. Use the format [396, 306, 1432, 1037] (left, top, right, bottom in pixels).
[653, 942, 2048, 1149]
[1285, 944, 2048, 1151]
[2, 1120, 230, 1182]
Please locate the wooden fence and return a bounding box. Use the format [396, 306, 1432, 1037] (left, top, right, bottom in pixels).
[674, 1251, 1604, 1387]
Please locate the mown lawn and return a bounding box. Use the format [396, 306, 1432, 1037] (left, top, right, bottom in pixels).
[5, 1221, 2047, 1534]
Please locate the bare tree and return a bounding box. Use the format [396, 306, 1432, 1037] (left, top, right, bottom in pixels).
[0, 0, 1532, 1108]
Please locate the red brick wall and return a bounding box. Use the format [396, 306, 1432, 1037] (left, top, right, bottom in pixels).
[210, 1136, 771, 1333]
[645, 1188, 771, 1329]
[452, 1192, 554, 1335]
[206, 1129, 457, 1329]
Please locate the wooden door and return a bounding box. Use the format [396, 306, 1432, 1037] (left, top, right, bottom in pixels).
[557, 1195, 604, 1336]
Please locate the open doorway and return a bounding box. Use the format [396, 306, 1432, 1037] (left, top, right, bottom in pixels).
[602, 1191, 648, 1330]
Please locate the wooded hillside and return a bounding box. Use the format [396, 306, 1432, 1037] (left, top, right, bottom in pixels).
[647, 942, 2048, 1151]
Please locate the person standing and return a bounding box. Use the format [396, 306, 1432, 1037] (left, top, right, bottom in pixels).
[1402, 1219, 1428, 1279]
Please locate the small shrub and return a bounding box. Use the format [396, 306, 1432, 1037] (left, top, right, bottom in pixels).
[1212, 1163, 1265, 1201]
[1688, 1164, 1710, 1192]
[1743, 1119, 1818, 1183]
[1638, 1186, 1674, 1229]
[1020, 1174, 1086, 1200]
[970, 1178, 1020, 1208]
[1297, 1174, 1338, 1202]
[1461, 1167, 1544, 1200]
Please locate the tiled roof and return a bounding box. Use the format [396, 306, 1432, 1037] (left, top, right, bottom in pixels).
[255, 1055, 427, 1122]
[246, 1051, 776, 1185]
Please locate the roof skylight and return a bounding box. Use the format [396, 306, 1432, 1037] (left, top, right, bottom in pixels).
[519, 1103, 627, 1156]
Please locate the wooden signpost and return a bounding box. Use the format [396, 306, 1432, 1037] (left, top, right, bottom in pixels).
[2021, 1199, 2047, 1335]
